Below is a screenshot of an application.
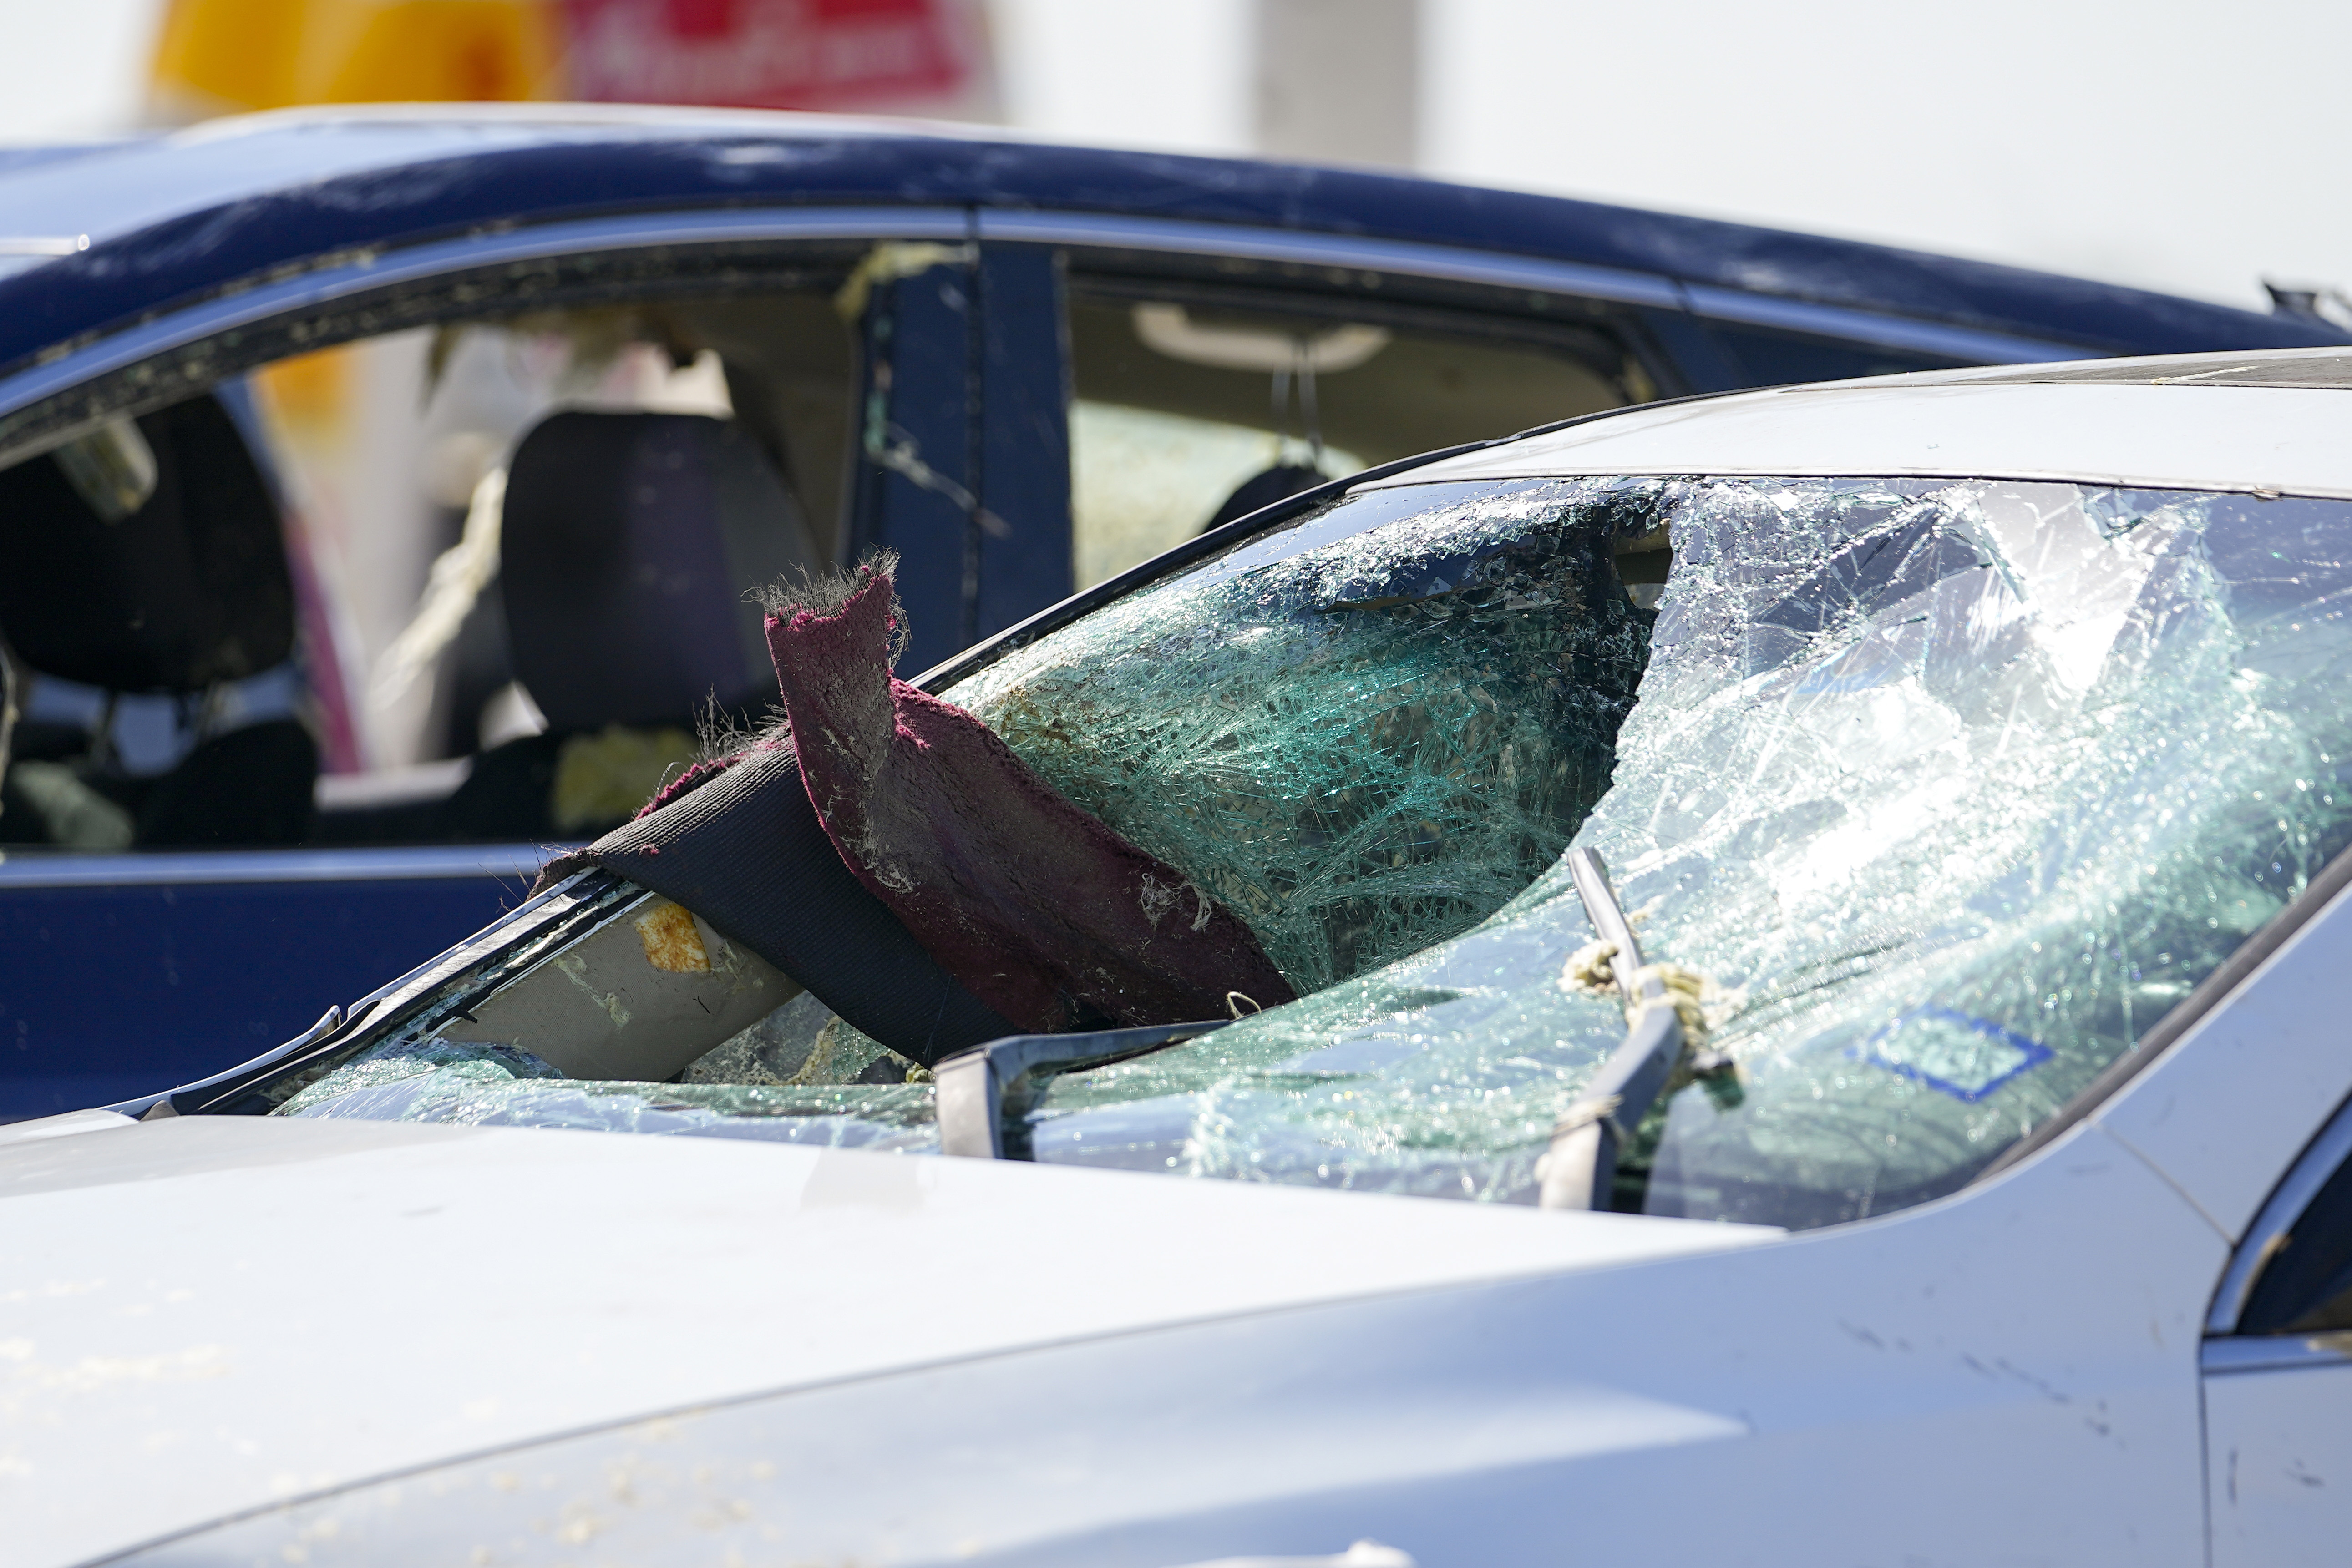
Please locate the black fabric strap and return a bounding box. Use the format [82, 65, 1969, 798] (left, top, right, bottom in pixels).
[537, 746, 1017, 1065]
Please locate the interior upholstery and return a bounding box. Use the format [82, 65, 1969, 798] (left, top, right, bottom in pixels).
[500, 410, 821, 732]
[0, 396, 294, 693]
[0, 394, 316, 848]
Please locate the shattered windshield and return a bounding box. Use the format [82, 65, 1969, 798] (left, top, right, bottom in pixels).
[968, 473, 2352, 1224]
[281, 471, 2352, 1229]
[953, 481, 1654, 995]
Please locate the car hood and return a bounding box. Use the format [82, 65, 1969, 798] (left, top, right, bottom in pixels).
[1, 1113, 1777, 1565]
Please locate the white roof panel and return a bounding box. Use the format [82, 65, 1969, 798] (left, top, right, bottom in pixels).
[1384, 379, 2352, 501]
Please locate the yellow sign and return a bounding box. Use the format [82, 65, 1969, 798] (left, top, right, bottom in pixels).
[148, 0, 992, 121]
[150, 0, 566, 120]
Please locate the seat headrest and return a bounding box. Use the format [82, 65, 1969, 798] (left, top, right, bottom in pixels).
[0, 395, 294, 692]
[1206, 462, 1328, 532]
[500, 411, 818, 733]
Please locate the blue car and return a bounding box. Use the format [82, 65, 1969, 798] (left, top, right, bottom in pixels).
[0, 106, 2339, 1120]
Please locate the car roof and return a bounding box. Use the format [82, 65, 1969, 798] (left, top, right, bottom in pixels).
[1913, 347, 2352, 389]
[1382, 346, 2352, 501]
[0, 105, 2333, 382]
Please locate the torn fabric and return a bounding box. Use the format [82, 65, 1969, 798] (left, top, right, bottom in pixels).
[767, 564, 1295, 1032]
[535, 741, 1018, 1064]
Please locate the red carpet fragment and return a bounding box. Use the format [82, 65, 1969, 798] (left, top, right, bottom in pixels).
[767, 565, 1296, 1033]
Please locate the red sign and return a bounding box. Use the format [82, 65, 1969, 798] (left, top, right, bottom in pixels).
[559, 0, 983, 112]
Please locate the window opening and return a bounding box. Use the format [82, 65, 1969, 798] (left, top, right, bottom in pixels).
[1065, 278, 1642, 589]
[2240, 1143, 2352, 1335]
[0, 262, 861, 852]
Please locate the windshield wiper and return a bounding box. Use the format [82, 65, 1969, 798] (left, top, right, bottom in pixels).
[936, 1020, 1229, 1160]
[1538, 848, 1688, 1210]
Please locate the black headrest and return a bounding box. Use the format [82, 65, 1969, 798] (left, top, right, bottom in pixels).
[0, 395, 294, 692]
[500, 411, 818, 733]
[1207, 462, 1328, 532]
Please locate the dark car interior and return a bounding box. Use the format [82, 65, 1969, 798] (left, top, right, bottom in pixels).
[319, 407, 822, 845]
[0, 281, 861, 853]
[0, 244, 1688, 857]
[0, 395, 314, 850]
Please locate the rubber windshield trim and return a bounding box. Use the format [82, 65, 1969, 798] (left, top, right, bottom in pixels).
[1977, 833, 2352, 1183]
[2205, 1089, 2352, 1335]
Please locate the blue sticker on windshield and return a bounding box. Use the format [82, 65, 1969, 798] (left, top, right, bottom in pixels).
[1853, 1007, 2052, 1102]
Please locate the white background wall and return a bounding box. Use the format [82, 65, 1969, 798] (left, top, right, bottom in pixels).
[0, 0, 161, 144]
[0, 0, 2344, 313]
[1418, 0, 2352, 313]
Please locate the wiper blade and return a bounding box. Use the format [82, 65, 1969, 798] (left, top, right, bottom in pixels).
[1538, 848, 1688, 1210]
[1566, 845, 1659, 1015]
[936, 1020, 1229, 1160]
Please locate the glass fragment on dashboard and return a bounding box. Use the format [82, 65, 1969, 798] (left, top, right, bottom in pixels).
[278, 1033, 934, 1148]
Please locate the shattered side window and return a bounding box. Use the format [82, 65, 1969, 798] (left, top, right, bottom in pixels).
[1004, 477, 2352, 1226]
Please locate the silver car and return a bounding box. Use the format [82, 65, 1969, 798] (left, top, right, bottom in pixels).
[9, 346, 2352, 1567]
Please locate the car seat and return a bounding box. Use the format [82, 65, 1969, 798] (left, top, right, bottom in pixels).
[0, 394, 315, 847]
[1205, 461, 1327, 532]
[439, 410, 821, 840]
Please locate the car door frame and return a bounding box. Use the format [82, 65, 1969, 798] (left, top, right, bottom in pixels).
[973, 209, 2092, 392]
[0, 201, 2093, 645]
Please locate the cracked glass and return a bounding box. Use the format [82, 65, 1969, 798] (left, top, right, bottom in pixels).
[279, 1035, 936, 1147]
[284, 472, 2352, 1230]
[990, 474, 2352, 1224]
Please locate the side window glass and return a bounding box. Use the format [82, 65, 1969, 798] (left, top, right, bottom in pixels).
[2240, 1150, 2352, 1335]
[1064, 283, 1647, 589]
[0, 280, 857, 854]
